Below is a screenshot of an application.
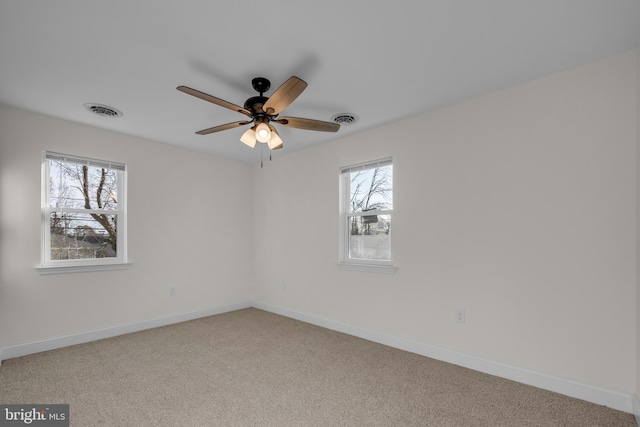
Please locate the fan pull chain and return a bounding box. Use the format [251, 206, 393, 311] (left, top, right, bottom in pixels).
[261, 144, 264, 168]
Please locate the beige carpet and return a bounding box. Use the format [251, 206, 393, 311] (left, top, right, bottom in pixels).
[0, 308, 635, 426]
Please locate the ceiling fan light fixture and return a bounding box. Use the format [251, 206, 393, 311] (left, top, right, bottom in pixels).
[240, 126, 257, 148]
[255, 122, 271, 143]
[267, 126, 283, 150]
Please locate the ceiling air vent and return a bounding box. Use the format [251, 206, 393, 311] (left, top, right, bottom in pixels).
[331, 113, 359, 126]
[84, 103, 123, 118]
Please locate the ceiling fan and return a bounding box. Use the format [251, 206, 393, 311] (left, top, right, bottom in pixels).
[177, 76, 340, 150]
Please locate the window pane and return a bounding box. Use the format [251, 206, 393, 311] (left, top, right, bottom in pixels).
[349, 165, 392, 213]
[50, 212, 117, 260]
[49, 160, 118, 210]
[348, 214, 391, 260]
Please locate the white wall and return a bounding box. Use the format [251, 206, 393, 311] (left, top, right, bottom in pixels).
[253, 50, 637, 394]
[0, 106, 253, 348]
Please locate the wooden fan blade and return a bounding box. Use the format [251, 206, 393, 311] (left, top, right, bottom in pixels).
[276, 117, 340, 132]
[196, 121, 251, 135]
[262, 76, 307, 115]
[177, 86, 252, 117]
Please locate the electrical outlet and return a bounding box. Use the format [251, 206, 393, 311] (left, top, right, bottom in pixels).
[169, 287, 176, 296]
[455, 309, 465, 324]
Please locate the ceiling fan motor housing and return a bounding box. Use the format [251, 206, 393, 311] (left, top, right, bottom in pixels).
[244, 96, 269, 114]
[247, 77, 272, 115]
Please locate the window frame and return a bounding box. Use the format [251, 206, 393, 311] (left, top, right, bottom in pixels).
[338, 158, 396, 274]
[37, 151, 129, 274]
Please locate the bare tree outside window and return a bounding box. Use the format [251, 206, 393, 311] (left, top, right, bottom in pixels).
[345, 163, 393, 261]
[49, 160, 119, 260]
[349, 166, 392, 236]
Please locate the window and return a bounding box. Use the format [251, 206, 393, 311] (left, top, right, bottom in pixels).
[338, 158, 395, 273]
[38, 152, 128, 274]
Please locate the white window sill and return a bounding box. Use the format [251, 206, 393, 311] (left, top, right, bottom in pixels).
[336, 262, 397, 274]
[36, 262, 131, 275]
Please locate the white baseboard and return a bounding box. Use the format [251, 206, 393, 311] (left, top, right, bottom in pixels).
[0, 301, 252, 364]
[634, 395, 640, 427]
[253, 301, 636, 415]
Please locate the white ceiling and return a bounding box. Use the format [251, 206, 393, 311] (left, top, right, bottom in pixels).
[1, 1, 639, 164]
